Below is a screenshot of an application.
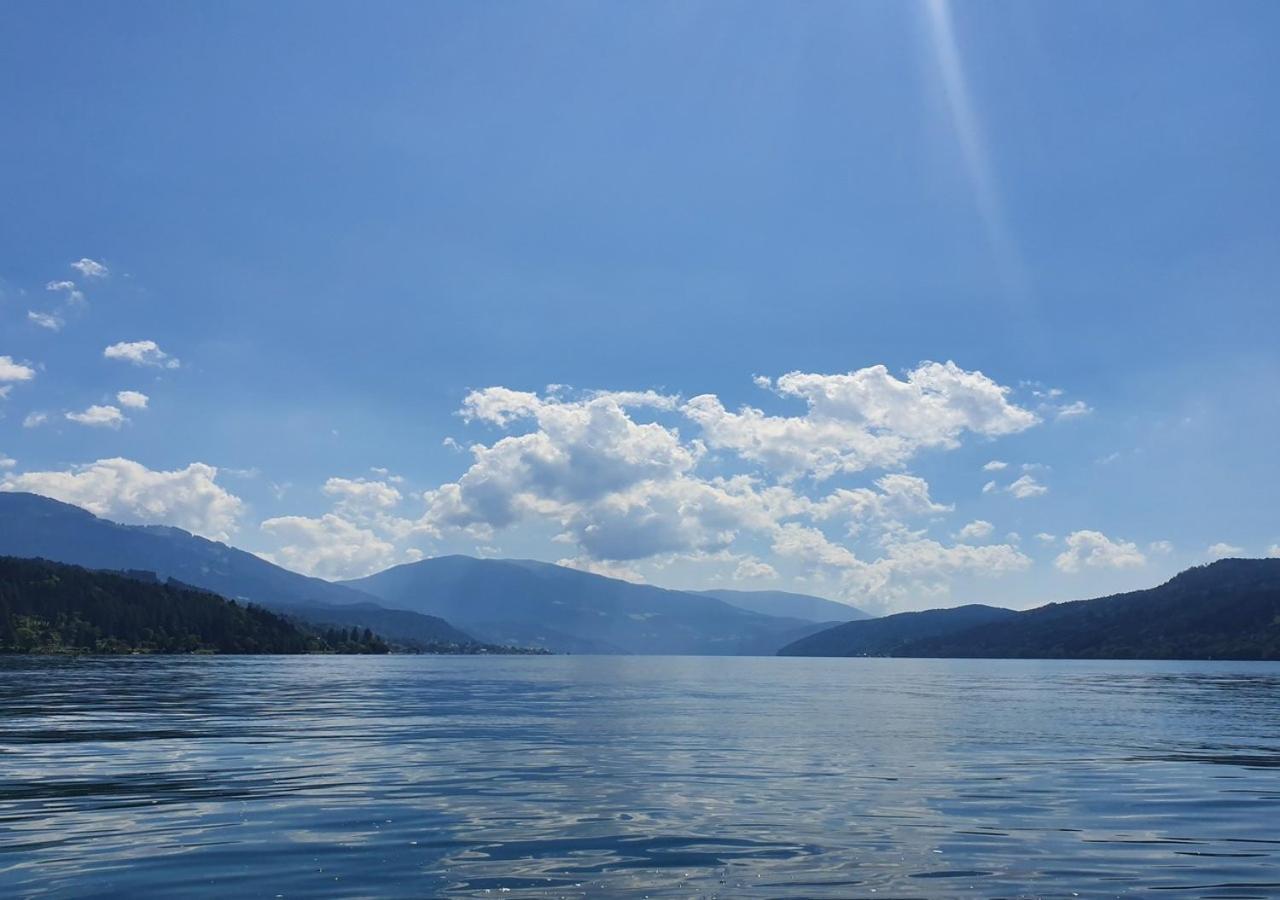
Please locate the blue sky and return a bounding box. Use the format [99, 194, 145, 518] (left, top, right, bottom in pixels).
[1, 1, 1277, 611]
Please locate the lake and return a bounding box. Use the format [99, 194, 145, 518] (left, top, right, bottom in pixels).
[2, 655, 1278, 898]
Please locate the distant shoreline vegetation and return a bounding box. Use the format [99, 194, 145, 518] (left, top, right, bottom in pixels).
[0, 557, 547, 656]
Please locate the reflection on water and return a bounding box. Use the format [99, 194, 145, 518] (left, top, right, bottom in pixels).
[2, 656, 1279, 897]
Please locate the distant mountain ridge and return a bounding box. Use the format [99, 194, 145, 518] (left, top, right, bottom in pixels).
[0, 492, 471, 648]
[343, 555, 830, 655]
[782, 559, 1280, 660]
[693, 588, 870, 623]
[778, 604, 1016, 657]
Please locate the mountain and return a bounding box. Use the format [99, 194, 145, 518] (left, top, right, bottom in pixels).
[0, 492, 471, 648]
[344, 555, 822, 655]
[0, 555, 386, 654]
[899, 559, 1280, 660]
[778, 604, 1017, 657]
[694, 588, 870, 623]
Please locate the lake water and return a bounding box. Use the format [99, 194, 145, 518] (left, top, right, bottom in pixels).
[2, 656, 1278, 898]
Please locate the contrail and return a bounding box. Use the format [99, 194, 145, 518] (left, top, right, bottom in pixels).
[922, 0, 1027, 300]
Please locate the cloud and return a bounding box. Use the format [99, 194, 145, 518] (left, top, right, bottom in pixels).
[27, 311, 64, 331]
[45, 280, 84, 305]
[22, 412, 48, 429]
[258, 513, 399, 579]
[322, 476, 402, 515]
[0, 356, 36, 383]
[66, 404, 126, 429]
[1054, 530, 1146, 573]
[1268, 545, 1280, 559]
[955, 519, 994, 542]
[1, 458, 243, 540]
[982, 460, 1008, 471]
[1006, 474, 1048, 499]
[1055, 400, 1093, 420]
[70, 258, 108, 278]
[733, 557, 778, 580]
[1206, 542, 1243, 560]
[1035, 532, 1056, 544]
[116, 390, 149, 409]
[410, 372, 1040, 609]
[1148, 540, 1173, 554]
[684, 361, 1038, 480]
[103, 340, 179, 369]
[554, 556, 646, 583]
[0, 454, 15, 469]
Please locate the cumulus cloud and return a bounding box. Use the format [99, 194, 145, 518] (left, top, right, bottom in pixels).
[1, 458, 243, 540]
[22, 412, 48, 429]
[955, 519, 994, 541]
[0, 356, 36, 383]
[0, 454, 15, 469]
[402, 369, 1042, 608]
[27, 311, 64, 331]
[1206, 542, 1243, 560]
[684, 361, 1037, 480]
[733, 557, 778, 581]
[1006, 474, 1048, 499]
[259, 513, 400, 579]
[1268, 545, 1280, 559]
[66, 404, 126, 429]
[323, 476, 403, 515]
[116, 390, 149, 409]
[103, 340, 179, 369]
[71, 258, 109, 278]
[1054, 530, 1146, 573]
[983, 460, 1008, 471]
[1035, 532, 1056, 544]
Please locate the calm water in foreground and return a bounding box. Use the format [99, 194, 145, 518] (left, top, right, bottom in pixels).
[2, 656, 1278, 898]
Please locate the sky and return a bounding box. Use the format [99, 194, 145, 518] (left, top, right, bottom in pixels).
[1, 1, 1277, 613]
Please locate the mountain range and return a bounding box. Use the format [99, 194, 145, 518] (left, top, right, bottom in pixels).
[0, 492, 858, 655]
[342, 556, 853, 655]
[780, 558, 1280, 660]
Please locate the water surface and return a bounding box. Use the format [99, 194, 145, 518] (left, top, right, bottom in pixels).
[2, 655, 1278, 897]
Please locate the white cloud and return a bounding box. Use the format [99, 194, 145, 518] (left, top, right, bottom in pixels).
[103, 340, 179, 369]
[322, 477, 402, 515]
[981, 479, 997, 494]
[116, 390, 149, 409]
[0, 356, 36, 383]
[982, 460, 1008, 471]
[1055, 400, 1093, 420]
[70, 258, 108, 278]
[733, 557, 778, 581]
[1035, 532, 1056, 544]
[410, 372, 1039, 609]
[1055, 530, 1146, 573]
[1268, 545, 1280, 559]
[1006, 474, 1048, 499]
[1206, 542, 1243, 560]
[259, 513, 400, 579]
[0, 454, 15, 469]
[1, 458, 243, 541]
[1148, 540, 1173, 554]
[22, 412, 48, 429]
[955, 519, 994, 542]
[684, 361, 1038, 480]
[27, 311, 64, 331]
[66, 404, 126, 429]
[45, 280, 84, 305]
[554, 556, 646, 583]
